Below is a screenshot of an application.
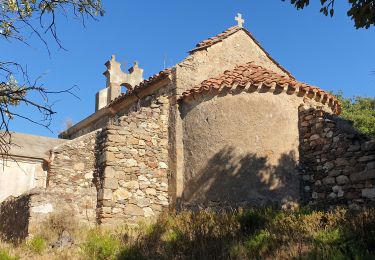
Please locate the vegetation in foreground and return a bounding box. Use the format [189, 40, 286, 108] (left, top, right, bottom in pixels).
[1, 207, 375, 259]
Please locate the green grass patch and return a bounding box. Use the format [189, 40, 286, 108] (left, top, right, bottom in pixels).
[81, 229, 121, 260]
[0, 249, 18, 260]
[26, 236, 46, 254]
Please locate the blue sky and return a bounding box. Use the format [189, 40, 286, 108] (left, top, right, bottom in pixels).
[1, 1, 374, 137]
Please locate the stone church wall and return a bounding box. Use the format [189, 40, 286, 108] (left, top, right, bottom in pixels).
[97, 93, 170, 225]
[180, 92, 303, 209]
[299, 106, 375, 209]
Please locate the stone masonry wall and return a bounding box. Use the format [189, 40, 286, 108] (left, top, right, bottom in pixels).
[299, 106, 375, 209]
[0, 131, 101, 240]
[97, 94, 170, 225]
[46, 131, 100, 225]
[0, 192, 31, 242]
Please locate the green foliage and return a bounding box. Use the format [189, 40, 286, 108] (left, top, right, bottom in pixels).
[314, 228, 341, 244]
[0, 249, 18, 260]
[80, 229, 120, 260]
[0, 0, 103, 39]
[282, 0, 375, 29]
[335, 91, 375, 138]
[26, 236, 46, 254]
[244, 230, 272, 255]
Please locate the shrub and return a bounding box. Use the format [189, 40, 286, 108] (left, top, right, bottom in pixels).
[81, 229, 120, 260]
[44, 211, 79, 239]
[26, 236, 46, 254]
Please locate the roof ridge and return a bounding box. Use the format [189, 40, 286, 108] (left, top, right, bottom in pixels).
[180, 62, 341, 115]
[189, 26, 294, 79]
[107, 67, 172, 107]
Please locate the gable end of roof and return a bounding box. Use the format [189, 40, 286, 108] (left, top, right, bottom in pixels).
[189, 26, 294, 80]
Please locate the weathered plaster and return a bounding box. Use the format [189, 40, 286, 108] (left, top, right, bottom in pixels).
[180, 92, 302, 208]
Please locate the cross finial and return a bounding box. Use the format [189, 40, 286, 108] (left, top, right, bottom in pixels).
[235, 13, 244, 28]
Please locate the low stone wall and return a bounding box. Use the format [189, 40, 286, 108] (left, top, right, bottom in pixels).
[47, 131, 101, 226]
[0, 131, 101, 240]
[97, 95, 170, 225]
[299, 106, 375, 209]
[0, 192, 31, 242]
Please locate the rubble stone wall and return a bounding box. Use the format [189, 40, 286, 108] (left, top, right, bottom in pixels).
[299, 106, 375, 209]
[46, 130, 100, 225]
[97, 93, 170, 225]
[0, 192, 31, 242]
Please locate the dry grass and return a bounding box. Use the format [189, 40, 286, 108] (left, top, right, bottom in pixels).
[1, 207, 375, 259]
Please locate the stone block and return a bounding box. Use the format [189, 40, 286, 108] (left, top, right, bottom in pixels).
[358, 155, 375, 162]
[138, 175, 149, 182]
[121, 180, 139, 190]
[73, 162, 85, 171]
[112, 208, 123, 214]
[158, 162, 168, 169]
[145, 188, 157, 196]
[323, 162, 334, 171]
[136, 198, 150, 207]
[322, 177, 335, 185]
[84, 171, 93, 179]
[31, 203, 54, 214]
[335, 158, 349, 166]
[105, 152, 116, 162]
[124, 204, 144, 216]
[143, 207, 155, 218]
[328, 192, 337, 199]
[102, 207, 112, 214]
[361, 140, 375, 151]
[367, 162, 375, 170]
[100, 189, 113, 200]
[136, 189, 145, 197]
[104, 178, 118, 190]
[347, 145, 361, 152]
[104, 166, 116, 178]
[336, 175, 349, 185]
[350, 170, 375, 182]
[113, 188, 132, 201]
[328, 170, 341, 177]
[362, 188, 375, 199]
[125, 159, 138, 167]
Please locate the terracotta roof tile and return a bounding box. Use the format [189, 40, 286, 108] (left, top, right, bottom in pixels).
[190, 26, 240, 52]
[180, 62, 341, 114]
[189, 26, 294, 79]
[107, 68, 172, 107]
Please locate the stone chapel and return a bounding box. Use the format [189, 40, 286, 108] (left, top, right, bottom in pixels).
[0, 15, 374, 240]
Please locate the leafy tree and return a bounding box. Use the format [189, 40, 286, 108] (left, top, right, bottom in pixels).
[0, 0, 103, 154]
[282, 0, 375, 29]
[335, 92, 375, 138]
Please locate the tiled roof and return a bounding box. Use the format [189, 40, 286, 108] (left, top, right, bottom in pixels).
[189, 26, 294, 79]
[108, 68, 172, 107]
[180, 62, 341, 114]
[190, 26, 240, 53]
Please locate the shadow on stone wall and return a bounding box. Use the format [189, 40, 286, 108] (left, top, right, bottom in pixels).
[181, 146, 300, 209]
[0, 192, 31, 243]
[298, 106, 375, 208]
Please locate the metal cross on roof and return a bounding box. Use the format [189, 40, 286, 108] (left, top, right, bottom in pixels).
[235, 13, 244, 28]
